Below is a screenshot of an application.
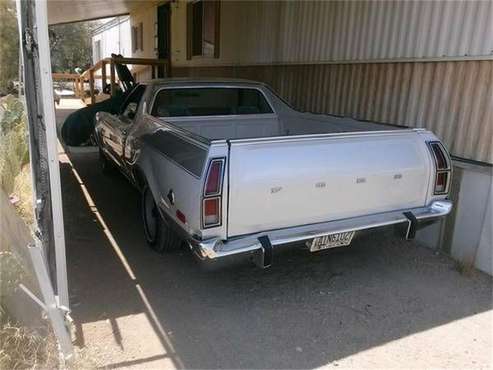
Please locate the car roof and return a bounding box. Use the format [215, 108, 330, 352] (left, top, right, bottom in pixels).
[141, 77, 267, 88]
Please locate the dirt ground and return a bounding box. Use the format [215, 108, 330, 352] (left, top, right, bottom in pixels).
[57, 100, 492, 369]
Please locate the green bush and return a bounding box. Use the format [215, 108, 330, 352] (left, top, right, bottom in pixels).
[0, 0, 19, 96]
[0, 95, 29, 195]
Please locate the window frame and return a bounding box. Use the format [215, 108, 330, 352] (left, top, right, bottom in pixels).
[131, 22, 144, 52]
[186, 0, 221, 60]
[149, 85, 277, 119]
[119, 84, 146, 121]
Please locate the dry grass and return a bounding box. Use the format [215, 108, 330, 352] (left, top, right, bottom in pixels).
[11, 164, 34, 225]
[0, 310, 59, 369]
[0, 96, 29, 192]
[0, 95, 33, 225]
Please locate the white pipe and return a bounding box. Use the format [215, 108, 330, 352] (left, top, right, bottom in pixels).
[33, 0, 70, 311]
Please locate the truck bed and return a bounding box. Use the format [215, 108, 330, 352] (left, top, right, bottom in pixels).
[164, 112, 402, 141]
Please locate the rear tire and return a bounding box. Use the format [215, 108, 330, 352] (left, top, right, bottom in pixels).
[141, 185, 181, 253]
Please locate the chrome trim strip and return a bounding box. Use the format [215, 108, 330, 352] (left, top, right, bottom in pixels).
[145, 114, 212, 148]
[228, 129, 420, 145]
[191, 200, 453, 261]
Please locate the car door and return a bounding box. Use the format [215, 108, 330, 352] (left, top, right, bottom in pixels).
[101, 85, 146, 167]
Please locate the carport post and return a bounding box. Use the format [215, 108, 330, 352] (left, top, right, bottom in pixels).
[33, 0, 69, 310]
[89, 69, 95, 104]
[17, 0, 70, 311]
[101, 61, 107, 92]
[110, 60, 116, 96]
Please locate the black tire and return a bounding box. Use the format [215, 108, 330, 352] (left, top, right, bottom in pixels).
[99, 149, 114, 175]
[141, 185, 181, 253]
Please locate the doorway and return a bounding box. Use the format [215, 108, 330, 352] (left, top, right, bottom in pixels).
[157, 3, 171, 78]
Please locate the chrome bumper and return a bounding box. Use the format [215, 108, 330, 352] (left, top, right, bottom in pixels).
[190, 200, 452, 268]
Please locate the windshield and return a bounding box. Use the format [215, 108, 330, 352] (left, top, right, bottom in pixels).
[151, 87, 273, 117]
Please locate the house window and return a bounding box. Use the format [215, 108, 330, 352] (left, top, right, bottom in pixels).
[132, 22, 144, 53]
[187, 1, 220, 59]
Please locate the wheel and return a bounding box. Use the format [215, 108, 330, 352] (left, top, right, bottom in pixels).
[141, 185, 181, 253]
[99, 149, 115, 175]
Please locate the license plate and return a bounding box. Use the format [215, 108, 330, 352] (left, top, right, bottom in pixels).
[307, 231, 355, 252]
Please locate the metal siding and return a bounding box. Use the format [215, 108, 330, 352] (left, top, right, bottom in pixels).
[173, 61, 493, 164]
[235, 0, 493, 64]
[170, 1, 493, 164]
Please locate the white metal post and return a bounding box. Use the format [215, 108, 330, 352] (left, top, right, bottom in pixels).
[28, 242, 74, 358]
[33, 0, 69, 310]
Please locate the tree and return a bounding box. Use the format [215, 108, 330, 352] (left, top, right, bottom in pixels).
[0, 0, 19, 96]
[49, 21, 98, 73]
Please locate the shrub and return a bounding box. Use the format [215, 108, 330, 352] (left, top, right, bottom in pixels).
[0, 95, 30, 195]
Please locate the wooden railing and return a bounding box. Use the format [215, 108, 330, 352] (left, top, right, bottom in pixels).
[51, 72, 82, 97]
[52, 56, 170, 105]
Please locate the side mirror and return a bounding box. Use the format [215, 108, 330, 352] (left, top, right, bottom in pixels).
[123, 102, 138, 120]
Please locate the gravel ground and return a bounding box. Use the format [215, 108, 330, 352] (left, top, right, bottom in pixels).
[55, 100, 491, 369]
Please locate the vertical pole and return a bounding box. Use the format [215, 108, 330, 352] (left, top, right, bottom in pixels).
[33, 0, 69, 310]
[110, 60, 116, 96]
[89, 69, 95, 105]
[101, 61, 107, 93]
[29, 243, 74, 358]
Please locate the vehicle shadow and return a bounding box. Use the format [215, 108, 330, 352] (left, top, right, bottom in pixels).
[60, 150, 492, 369]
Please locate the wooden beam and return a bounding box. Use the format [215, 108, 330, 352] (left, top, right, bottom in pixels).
[52, 72, 79, 80]
[101, 61, 107, 92]
[110, 61, 116, 96]
[112, 56, 169, 66]
[214, 0, 221, 59]
[79, 78, 83, 99]
[89, 69, 95, 105]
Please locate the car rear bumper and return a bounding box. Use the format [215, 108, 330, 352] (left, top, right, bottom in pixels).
[189, 200, 452, 268]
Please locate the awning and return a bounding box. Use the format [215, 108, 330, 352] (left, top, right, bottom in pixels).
[47, 0, 141, 25]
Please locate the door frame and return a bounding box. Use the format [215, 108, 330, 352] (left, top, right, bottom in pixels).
[157, 3, 171, 78]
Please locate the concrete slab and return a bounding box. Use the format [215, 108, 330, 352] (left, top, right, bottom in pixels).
[59, 148, 492, 369]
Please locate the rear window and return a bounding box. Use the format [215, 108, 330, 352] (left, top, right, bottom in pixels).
[151, 88, 273, 117]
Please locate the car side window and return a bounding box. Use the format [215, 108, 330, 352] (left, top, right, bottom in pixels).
[120, 85, 146, 121]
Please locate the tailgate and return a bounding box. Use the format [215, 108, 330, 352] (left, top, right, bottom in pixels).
[227, 131, 431, 237]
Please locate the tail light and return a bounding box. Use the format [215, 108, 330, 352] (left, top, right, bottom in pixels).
[427, 141, 451, 195]
[202, 158, 225, 228]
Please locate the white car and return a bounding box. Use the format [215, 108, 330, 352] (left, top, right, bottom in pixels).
[95, 78, 453, 268]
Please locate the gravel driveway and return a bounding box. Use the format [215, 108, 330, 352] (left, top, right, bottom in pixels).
[59, 148, 492, 369]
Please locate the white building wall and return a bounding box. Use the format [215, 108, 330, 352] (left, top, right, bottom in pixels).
[129, 3, 158, 81]
[92, 16, 131, 63]
[170, 0, 493, 67]
[416, 162, 493, 276]
[475, 185, 492, 275]
[92, 16, 132, 90]
[449, 164, 493, 275]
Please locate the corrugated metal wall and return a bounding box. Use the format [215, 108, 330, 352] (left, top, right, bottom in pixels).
[236, 0, 493, 64]
[171, 0, 493, 164]
[175, 61, 493, 164]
